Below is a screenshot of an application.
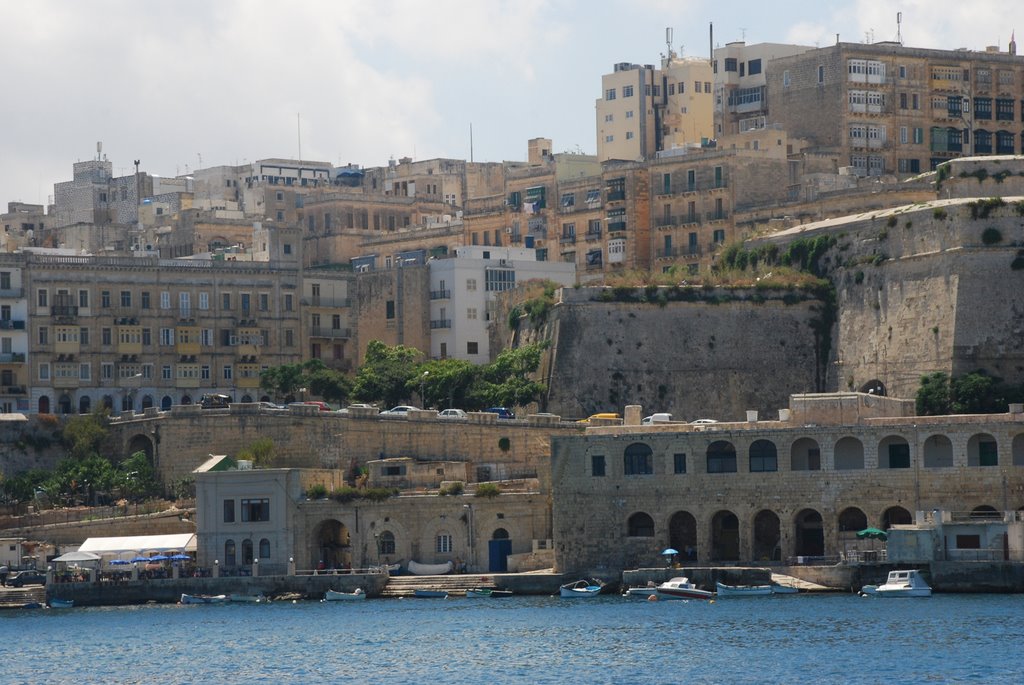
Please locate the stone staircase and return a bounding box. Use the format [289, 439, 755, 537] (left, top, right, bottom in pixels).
[381, 574, 501, 598]
[0, 586, 46, 609]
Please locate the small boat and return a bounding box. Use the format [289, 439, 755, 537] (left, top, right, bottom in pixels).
[465, 588, 513, 598]
[654, 577, 714, 601]
[324, 588, 366, 601]
[413, 589, 448, 598]
[180, 593, 228, 605]
[407, 560, 453, 576]
[48, 599, 75, 609]
[861, 569, 932, 597]
[623, 584, 660, 599]
[770, 584, 800, 594]
[228, 593, 268, 603]
[715, 581, 773, 597]
[560, 579, 603, 598]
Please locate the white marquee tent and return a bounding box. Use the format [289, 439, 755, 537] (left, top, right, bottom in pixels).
[78, 533, 196, 556]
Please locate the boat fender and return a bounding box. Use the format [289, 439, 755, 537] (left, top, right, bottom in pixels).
[646, 594, 658, 601]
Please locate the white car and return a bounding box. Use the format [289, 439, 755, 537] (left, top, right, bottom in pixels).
[691, 418, 718, 424]
[437, 408, 467, 419]
[642, 413, 672, 424]
[381, 405, 419, 415]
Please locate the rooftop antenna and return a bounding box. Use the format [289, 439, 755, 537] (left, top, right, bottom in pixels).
[896, 12, 903, 45]
[666, 27, 674, 60]
[96, 141, 102, 161]
[740, 27, 747, 42]
[709, 22, 713, 63]
[297, 113, 302, 164]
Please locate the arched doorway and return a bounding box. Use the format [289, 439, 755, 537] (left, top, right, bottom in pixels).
[311, 519, 351, 569]
[882, 506, 912, 528]
[878, 435, 910, 469]
[794, 509, 824, 557]
[181, 395, 193, 405]
[127, 434, 154, 461]
[79, 396, 91, 414]
[707, 441, 737, 473]
[838, 507, 867, 558]
[141, 395, 154, 410]
[859, 379, 886, 396]
[489, 527, 511, 573]
[627, 512, 655, 537]
[967, 433, 998, 466]
[161, 395, 173, 410]
[711, 510, 740, 561]
[790, 438, 821, 471]
[102, 395, 114, 411]
[971, 505, 999, 519]
[834, 437, 864, 470]
[752, 510, 781, 561]
[923, 434, 953, 467]
[58, 394, 72, 415]
[38, 396, 50, 414]
[241, 394, 253, 403]
[668, 511, 698, 561]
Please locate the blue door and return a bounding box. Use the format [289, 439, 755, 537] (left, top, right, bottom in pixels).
[488, 539, 512, 572]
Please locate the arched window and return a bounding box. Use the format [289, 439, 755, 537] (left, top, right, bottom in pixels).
[259, 538, 271, 559]
[749, 440, 778, 472]
[623, 443, 653, 475]
[627, 512, 655, 537]
[242, 539, 254, 565]
[79, 396, 92, 414]
[224, 539, 236, 566]
[491, 528, 510, 540]
[161, 395, 173, 410]
[378, 531, 396, 555]
[707, 441, 737, 473]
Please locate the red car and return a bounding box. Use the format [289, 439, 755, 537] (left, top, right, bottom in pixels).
[302, 401, 332, 412]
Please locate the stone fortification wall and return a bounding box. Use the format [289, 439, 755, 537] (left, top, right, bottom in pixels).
[544, 287, 823, 421]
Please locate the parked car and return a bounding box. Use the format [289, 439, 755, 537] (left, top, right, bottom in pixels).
[200, 393, 231, 409]
[437, 408, 467, 419]
[691, 418, 718, 424]
[258, 402, 286, 411]
[484, 407, 515, 419]
[303, 401, 333, 412]
[577, 412, 621, 424]
[381, 405, 419, 415]
[642, 413, 673, 425]
[8, 570, 46, 587]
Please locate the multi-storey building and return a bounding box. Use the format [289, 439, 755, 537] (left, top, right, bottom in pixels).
[767, 39, 1024, 176]
[0, 257, 29, 413]
[301, 268, 356, 373]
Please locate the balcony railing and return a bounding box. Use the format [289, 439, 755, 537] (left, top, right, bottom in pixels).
[656, 245, 703, 259]
[51, 305, 79, 318]
[0, 353, 26, 363]
[584, 230, 602, 241]
[606, 190, 626, 202]
[301, 296, 351, 308]
[310, 326, 352, 340]
[0, 319, 25, 329]
[607, 221, 627, 232]
[430, 319, 452, 329]
[559, 235, 577, 244]
[429, 289, 451, 300]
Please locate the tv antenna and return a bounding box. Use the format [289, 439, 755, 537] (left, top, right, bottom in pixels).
[896, 12, 903, 44]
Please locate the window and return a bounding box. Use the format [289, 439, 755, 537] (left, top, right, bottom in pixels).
[899, 64, 906, 79]
[627, 512, 655, 537]
[817, 65, 825, 84]
[140, 291, 150, 309]
[625, 110, 633, 118]
[591, 454, 605, 477]
[622, 85, 634, 97]
[199, 292, 209, 310]
[996, 98, 1014, 121]
[466, 278, 477, 291]
[259, 538, 270, 559]
[222, 293, 231, 310]
[467, 308, 477, 320]
[37, 289, 47, 307]
[160, 292, 170, 309]
[378, 532, 396, 555]
[162, 365, 172, 380]
[625, 131, 634, 140]
[385, 300, 395, 320]
[485, 268, 515, 292]
[0, 272, 8, 290]
[604, 135, 614, 143]
[259, 293, 269, 311]
[79, 289, 89, 308]
[623, 443, 653, 475]
[39, 362, 50, 381]
[604, 113, 613, 122]
[749, 440, 778, 472]
[241, 498, 270, 522]
[223, 499, 235, 523]
[707, 441, 737, 473]
[724, 58, 737, 72]
[223, 365, 233, 381]
[605, 88, 616, 101]
[674, 453, 687, 474]
[900, 126, 908, 144]
[240, 294, 251, 312]
[467, 341, 479, 355]
[284, 294, 293, 311]
[100, 290, 111, 308]
[224, 540, 236, 566]
[101, 362, 113, 380]
[914, 127, 924, 144]
[435, 533, 453, 553]
[979, 441, 998, 466]
[120, 290, 131, 307]
[783, 70, 791, 88]
[160, 328, 173, 346]
[38, 326, 48, 345]
[974, 97, 992, 120]
[888, 444, 910, 469]
[748, 58, 761, 75]
[79, 363, 90, 380]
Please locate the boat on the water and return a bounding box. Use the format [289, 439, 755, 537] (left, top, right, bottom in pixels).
[861, 569, 932, 597]
[654, 577, 714, 601]
[465, 588, 513, 598]
[48, 598, 75, 609]
[324, 588, 366, 601]
[407, 560, 454, 576]
[715, 581, 773, 597]
[228, 593, 268, 603]
[623, 584, 660, 599]
[770, 584, 800, 594]
[413, 589, 448, 598]
[180, 593, 228, 605]
[559, 579, 603, 598]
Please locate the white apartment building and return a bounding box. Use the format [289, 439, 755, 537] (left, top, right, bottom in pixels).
[428, 246, 575, 362]
[0, 258, 29, 413]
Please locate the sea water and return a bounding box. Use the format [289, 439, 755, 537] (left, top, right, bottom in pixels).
[1, 593, 1022, 684]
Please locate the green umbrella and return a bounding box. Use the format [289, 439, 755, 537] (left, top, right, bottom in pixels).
[856, 527, 888, 540]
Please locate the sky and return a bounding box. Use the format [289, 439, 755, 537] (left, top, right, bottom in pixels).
[1, 0, 1020, 206]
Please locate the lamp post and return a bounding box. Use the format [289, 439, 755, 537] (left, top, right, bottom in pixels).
[420, 371, 429, 408]
[463, 503, 474, 572]
[373, 532, 381, 571]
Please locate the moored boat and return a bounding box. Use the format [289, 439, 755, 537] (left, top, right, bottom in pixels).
[465, 588, 513, 598]
[715, 581, 773, 597]
[228, 593, 268, 603]
[48, 598, 75, 608]
[180, 593, 228, 605]
[860, 569, 932, 597]
[324, 588, 366, 601]
[770, 584, 800, 594]
[413, 589, 448, 598]
[407, 560, 454, 576]
[654, 577, 714, 601]
[559, 579, 603, 598]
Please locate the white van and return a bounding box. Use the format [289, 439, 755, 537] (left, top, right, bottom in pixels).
[642, 413, 672, 424]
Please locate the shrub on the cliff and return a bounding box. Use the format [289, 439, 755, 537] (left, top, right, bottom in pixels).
[967, 197, 1006, 220]
[933, 208, 948, 220]
[306, 483, 328, 500]
[474, 483, 501, 498]
[981, 227, 1003, 245]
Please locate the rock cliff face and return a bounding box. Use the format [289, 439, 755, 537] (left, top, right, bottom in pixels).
[543, 288, 824, 421]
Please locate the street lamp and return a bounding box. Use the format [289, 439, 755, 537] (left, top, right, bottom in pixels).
[420, 371, 429, 408]
[463, 504, 473, 572]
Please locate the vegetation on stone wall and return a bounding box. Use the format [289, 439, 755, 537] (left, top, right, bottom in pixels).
[474, 483, 501, 498]
[509, 280, 559, 330]
[261, 359, 353, 406]
[981, 227, 1003, 245]
[237, 437, 276, 468]
[438, 481, 465, 496]
[967, 197, 1006, 220]
[933, 208, 948, 220]
[916, 370, 1024, 415]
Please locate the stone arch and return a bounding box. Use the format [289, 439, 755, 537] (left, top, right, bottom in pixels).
[224, 539, 236, 566]
[790, 437, 821, 471]
[858, 379, 886, 396]
[58, 394, 73, 415]
[967, 433, 998, 466]
[971, 505, 999, 519]
[710, 510, 740, 561]
[161, 395, 173, 410]
[752, 510, 781, 562]
[882, 506, 912, 529]
[623, 443, 653, 475]
[127, 434, 154, 462]
[259, 538, 270, 559]
[311, 519, 351, 569]
[241, 538, 254, 565]
[707, 441, 737, 473]
[260, 395, 272, 402]
[794, 509, 824, 557]
[491, 528, 510, 540]
[878, 435, 910, 469]
[1012, 434, 1024, 466]
[38, 395, 50, 414]
[241, 394, 253, 403]
[181, 394, 193, 405]
[377, 531, 396, 556]
[923, 434, 954, 467]
[79, 396, 91, 414]
[838, 507, 868, 533]
[749, 440, 778, 472]
[834, 436, 864, 470]
[141, 395, 154, 410]
[102, 395, 114, 411]
[627, 511, 655, 537]
[668, 511, 698, 561]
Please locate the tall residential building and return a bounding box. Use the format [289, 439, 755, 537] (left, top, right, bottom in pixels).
[596, 53, 715, 162]
[767, 40, 1024, 176]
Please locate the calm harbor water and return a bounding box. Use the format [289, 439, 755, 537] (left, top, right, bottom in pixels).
[2, 593, 1022, 684]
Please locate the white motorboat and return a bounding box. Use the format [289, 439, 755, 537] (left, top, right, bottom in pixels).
[624, 584, 660, 599]
[228, 593, 268, 603]
[655, 577, 714, 601]
[324, 588, 366, 601]
[715, 581, 773, 597]
[560, 579, 603, 598]
[180, 593, 227, 605]
[407, 560, 453, 576]
[861, 569, 932, 597]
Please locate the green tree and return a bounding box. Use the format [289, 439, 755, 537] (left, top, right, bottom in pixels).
[307, 367, 354, 406]
[0, 469, 50, 505]
[48, 453, 117, 506]
[238, 438, 277, 468]
[352, 341, 423, 407]
[951, 371, 1002, 414]
[62, 411, 109, 460]
[413, 358, 480, 410]
[260, 360, 316, 400]
[472, 342, 548, 409]
[916, 372, 951, 415]
[116, 450, 160, 503]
